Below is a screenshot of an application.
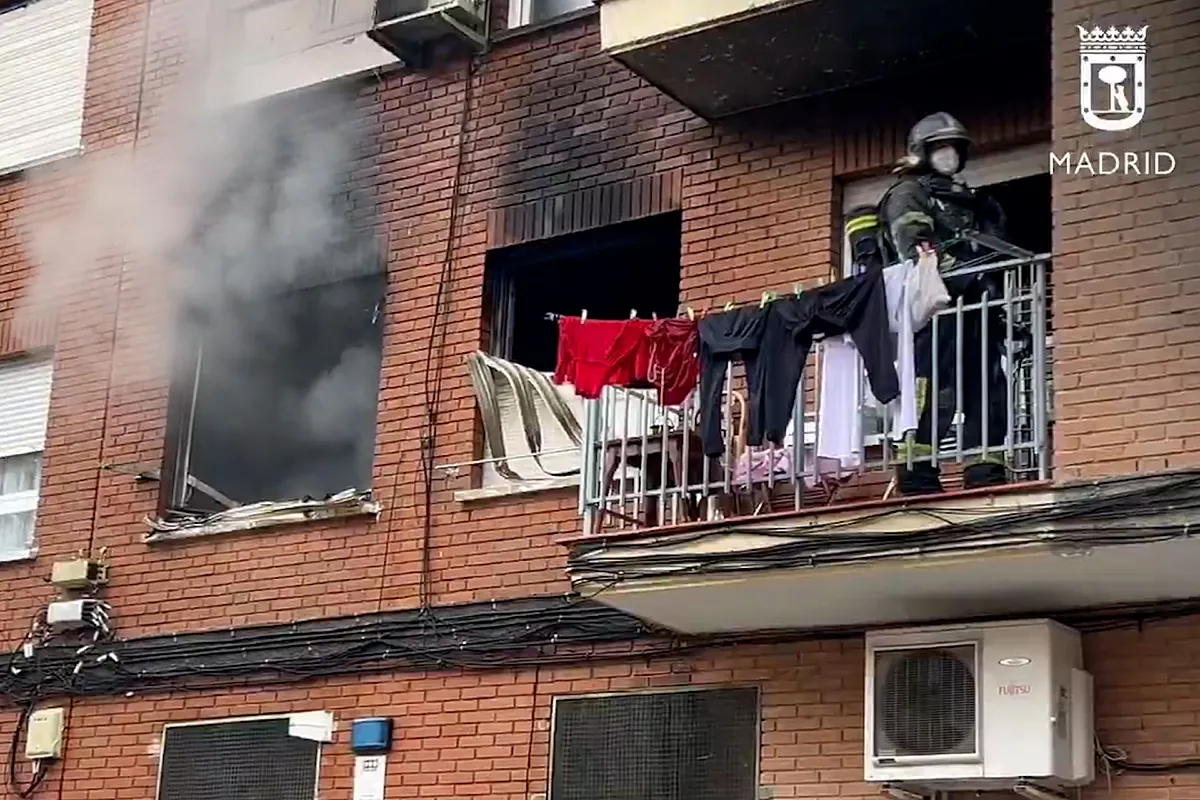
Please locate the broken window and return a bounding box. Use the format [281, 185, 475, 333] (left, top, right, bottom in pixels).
[159, 87, 384, 517]
[472, 214, 682, 489]
[163, 267, 384, 515]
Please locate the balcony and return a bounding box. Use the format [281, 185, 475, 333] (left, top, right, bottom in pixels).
[557, 253, 1200, 633]
[559, 237, 1200, 633]
[576, 255, 1053, 539]
[598, 0, 1050, 119]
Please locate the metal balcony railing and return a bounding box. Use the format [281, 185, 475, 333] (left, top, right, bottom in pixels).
[578, 255, 1052, 534]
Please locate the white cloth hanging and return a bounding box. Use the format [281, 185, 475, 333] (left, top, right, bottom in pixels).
[816, 336, 862, 470]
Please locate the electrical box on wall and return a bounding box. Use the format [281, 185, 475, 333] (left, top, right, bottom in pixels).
[50, 558, 108, 589]
[351, 718, 394, 754]
[25, 707, 65, 760]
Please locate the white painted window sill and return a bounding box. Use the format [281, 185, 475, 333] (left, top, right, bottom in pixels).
[0, 547, 36, 564]
[0, 145, 84, 179]
[455, 475, 580, 503]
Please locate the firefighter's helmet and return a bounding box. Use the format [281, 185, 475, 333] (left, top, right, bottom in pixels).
[906, 112, 971, 165]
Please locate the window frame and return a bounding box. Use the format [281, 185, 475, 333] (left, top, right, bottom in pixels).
[506, 0, 594, 30]
[0, 455, 40, 563]
[547, 685, 761, 800]
[0, 0, 93, 176]
[0, 358, 53, 562]
[154, 713, 326, 800]
[158, 272, 386, 517]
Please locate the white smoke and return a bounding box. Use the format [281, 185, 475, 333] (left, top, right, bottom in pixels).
[13, 0, 382, 505]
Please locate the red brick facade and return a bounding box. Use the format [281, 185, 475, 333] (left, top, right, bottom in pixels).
[0, 0, 1196, 796]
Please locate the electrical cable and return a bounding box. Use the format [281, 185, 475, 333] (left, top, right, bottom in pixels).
[1096, 736, 1200, 774]
[380, 56, 476, 613]
[6, 3, 158, 794]
[522, 664, 540, 800]
[7, 703, 48, 798]
[568, 471, 1200, 582]
[5, 590, 1200, 707]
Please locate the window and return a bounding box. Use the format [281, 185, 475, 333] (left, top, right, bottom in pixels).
[158, 717, 320, 800]
[0, 0, 93, 174]
[550, 687, 759, 800]
[485, 213, 682, 373]
[508, 0, 593, 29]
[160, 89, 385, 518]
[162, 266, 385, 515]
[474, 214, 681, 491]
[0, 358, 52, 561]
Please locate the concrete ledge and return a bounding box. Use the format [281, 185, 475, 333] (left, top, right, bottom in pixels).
[455, 476, 580, 503]
[144, 491, 380, 543]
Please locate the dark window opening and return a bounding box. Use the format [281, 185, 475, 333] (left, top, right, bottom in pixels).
[157, 717, 319, 800]
[984, 172, 1053, 329]
[550, 687, 759, 800]
[158, 86, 384, 517]
[985, 172, 1051, 256]
[484, 213, 683, 373]
[163, 263, 385, 515]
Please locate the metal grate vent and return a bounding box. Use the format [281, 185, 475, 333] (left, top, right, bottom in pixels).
[550, 687, 758, 800]
[874, 644, 977, 758]
[157, 717, 319, 800]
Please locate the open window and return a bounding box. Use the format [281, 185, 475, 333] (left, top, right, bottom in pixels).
[469, 213, 682, 492]
[161, 264, 385, 516]
[157, 86, 385, 522]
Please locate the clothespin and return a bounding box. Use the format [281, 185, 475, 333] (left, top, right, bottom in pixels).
[685, 306, 696, 321]
[581, 309, 588, 322]
[723, 301, 734, 312]
[793, 283, 801, 296]
[630, 308, 637, 319]
[759, 291, 776, 308]
[651, 312, 658, 320]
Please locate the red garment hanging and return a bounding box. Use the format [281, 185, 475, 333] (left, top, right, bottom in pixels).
[647, 318, 699, 406]
[553, 317, 652, 399]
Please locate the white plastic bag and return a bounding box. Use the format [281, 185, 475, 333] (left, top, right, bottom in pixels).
[905, 250, 951, 332]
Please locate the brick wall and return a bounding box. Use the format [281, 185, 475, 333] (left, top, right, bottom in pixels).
[0, 0, 1198, 796]
[1051, 0, 1200, 478]
[9, 617, 1196, 799]
[0, 4, 1052, 646]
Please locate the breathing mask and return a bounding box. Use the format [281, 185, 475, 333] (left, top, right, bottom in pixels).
[929, 144, 961, 176]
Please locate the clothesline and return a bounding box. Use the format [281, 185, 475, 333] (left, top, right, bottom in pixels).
[548, 260, 949, 468]
[541, 277, 836, 326]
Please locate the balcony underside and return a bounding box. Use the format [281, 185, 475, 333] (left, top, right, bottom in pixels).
[565, 472, 1200, 634]
[600, 0, 1050, 119]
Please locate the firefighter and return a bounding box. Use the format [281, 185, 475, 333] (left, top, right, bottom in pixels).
[844, 205, 886, 273]
[879, 112, 1009, 496]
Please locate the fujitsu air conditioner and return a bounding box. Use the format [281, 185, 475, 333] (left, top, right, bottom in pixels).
[371, 0, 488, 68]
[864, 619, 1095, 792]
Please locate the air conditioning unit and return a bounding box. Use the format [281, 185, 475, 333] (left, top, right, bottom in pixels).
[371, 0, 488, 69]
[865, 619, 1094, 792]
